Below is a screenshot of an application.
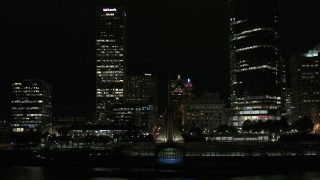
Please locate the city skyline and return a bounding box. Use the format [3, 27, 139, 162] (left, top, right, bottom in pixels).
[1, 0, 320, 121]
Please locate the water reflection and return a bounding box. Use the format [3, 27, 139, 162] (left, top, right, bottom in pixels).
[0, 167, 45, 180]
[231, 171, 320, 180]
[91, 178, 130, 180]
[0, 166, 91, 180]
[0, 166, 320, 180]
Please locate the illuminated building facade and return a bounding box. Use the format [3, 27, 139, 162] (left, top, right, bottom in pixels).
[170, 75, 193, 129]
[170, 75, 184, 106]
[53, 117, 87, 127]
[96, 7, 126, 124]
[283, 88, 293, 122]
[125, 74, 158, 114]
[182, 93, 226, 131]
[111, 104, 153, 132]
[11, 78, 52, 132]
[229, 0, 282, 127]
[170, 75, 193, 103]
[183, 78, 193, 98]
[125, 74, 158, 129]
[290, 45, 320, 123]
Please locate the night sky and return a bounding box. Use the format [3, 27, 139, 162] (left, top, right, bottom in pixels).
[1, 0, 320, 121]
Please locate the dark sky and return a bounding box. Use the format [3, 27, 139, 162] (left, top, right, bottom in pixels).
[1, 0, 320, 121]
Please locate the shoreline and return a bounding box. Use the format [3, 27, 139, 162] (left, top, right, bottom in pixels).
[1, 149, 320, 171]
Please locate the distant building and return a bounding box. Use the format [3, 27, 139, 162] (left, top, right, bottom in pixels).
[96, 7, 127, 124]
[125, 73, 158, 117]
[182, 93, 226, 131]
[290, 45, 320, 123]
[170, 75, 193, 129]
[170, 75, 184, 106]
[183, 78, 193, 98]
[170, 75, 193, 104]
[283, 88, 293, 122]
[11, 78, 52, 132]
[0, 120, 10, 133]
[53, 117, 87, 127]
[111, 104, 153, 133]
[152, 113, 165, 136]
[311, 106, 320, 126]
[229, 0, 282, 127]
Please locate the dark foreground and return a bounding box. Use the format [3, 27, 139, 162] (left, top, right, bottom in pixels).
[1, 149, 320, 179]
[1, 166, 320, 180]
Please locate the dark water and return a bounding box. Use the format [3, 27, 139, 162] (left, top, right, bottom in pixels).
[0, 166, 319, 180]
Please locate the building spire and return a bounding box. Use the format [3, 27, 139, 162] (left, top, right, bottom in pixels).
[155, 69, 184, 143]
[313, 43, 320, 51]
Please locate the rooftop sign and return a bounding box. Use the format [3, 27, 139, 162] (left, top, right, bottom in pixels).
[103, 8, 117, 12]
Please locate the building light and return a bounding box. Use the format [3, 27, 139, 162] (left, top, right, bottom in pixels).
[103, 8, 117, 12]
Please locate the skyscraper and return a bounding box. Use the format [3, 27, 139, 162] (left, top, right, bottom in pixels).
[11, 78, 52, 132]
[290, 45, 320, 123]
[170, 75, 193, 129]
[125, 74, 158, 127]
[229, 0, 282, 127]
[96, 7, 127, 124]
[125, 74, 158, 113]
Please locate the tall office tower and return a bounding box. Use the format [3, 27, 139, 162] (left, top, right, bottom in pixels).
[170, 75, 194, 129]
[171, 75, 184, 107]
[229, 0, 282, 127]
[283, 88, 293, 122]
[183, 78, 193, 99]
[125, 74, 158, 114]
[11, 78, 52, 132]
[96, 7, 127, 124]
[290, 45, 320, 124]
[170, 75, 193, 105]
[125, 74, 159, 129]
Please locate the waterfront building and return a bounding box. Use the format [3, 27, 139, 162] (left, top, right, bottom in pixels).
[11, 78, 52, 132]
[111, 103, 153, 132]
[229, 0, 282, 127]
[290, 45, 320, 124]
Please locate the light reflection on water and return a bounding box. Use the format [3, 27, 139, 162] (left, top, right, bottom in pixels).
[0, 166, 320, 180]
[230, 171, 320, 180]
[91, 178, 130, 180]
[0, 166, 45, 180]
